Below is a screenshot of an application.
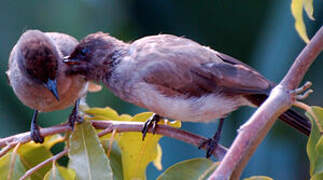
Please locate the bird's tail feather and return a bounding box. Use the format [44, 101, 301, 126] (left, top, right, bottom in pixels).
[279, 109, 311, 136]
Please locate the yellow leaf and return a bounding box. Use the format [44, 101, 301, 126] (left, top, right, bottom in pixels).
[304, 0, 314, 20]
[83, 107, 181, 179]
[85, 107, 120, 120]
[0, 152, 27, 180]
[117, 112, 161, 180]
[244, 176, 273, 180]
[153, 144, 163, 170]
[44, 165, 76, 180]
[291, 0, 313, 43]
[17, 135, 62, 180]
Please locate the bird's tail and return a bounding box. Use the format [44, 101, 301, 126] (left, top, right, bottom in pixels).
[279, 109, 311, 136]
[245, 94, 311, 136]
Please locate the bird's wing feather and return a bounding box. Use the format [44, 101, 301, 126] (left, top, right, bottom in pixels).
[133, 35, 272, 97]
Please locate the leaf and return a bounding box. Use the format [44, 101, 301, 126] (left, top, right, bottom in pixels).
[68, 120, 113, 180]
[153, 144, 163, 170]
[306, 106, 323, 179]
[17, 135, 62, 180]
[83, 107, 181, 179]
[303, 0, 314, 20]
[0, 152, 27, 180]
[157, 158, 218, 180]
[85, 107, 120, 120]
[244, 176, 273, 180]
[291, 0, 315, 43]
[117, 112, 162, 180]
[101, 141, 123, 180]
[44, 165, 76, 180]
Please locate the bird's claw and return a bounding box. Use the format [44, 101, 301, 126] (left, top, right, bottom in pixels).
[142, 114, 160, 140]
[198, 136, 219, 158]
[31, 126, 44, 143]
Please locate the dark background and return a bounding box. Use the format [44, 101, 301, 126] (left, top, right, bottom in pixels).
[0, 0, 322, 179]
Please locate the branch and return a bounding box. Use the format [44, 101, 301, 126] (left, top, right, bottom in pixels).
[0, 120, 227, 160]
[209, 26, 323, 180]
[19, 149, 68, 180]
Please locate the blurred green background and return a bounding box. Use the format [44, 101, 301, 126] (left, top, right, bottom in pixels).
[0, 0, 322, 179]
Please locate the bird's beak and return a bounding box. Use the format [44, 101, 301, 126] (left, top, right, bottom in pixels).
[44, 79, 60, 101]
[63, 56, 80, 65]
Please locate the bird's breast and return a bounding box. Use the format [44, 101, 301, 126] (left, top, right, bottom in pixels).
[128, 82, 249, 122]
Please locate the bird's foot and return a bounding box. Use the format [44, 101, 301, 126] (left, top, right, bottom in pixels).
[142, 113, 161, 140]
[68, 111, 83, 130]
[199, 118, 225, 158]
[30, 110, 44, 143]
[198, 136, 220, 158]
[68, 99, 83, 130]
[31, 124, 44, 143]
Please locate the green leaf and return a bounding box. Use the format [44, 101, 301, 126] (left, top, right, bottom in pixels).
[17, 135, 62, 180]
[157, 158, 218, 180]
[0, 152, 27, 180]
[84, 106, 181, 180]
[244, 176, 273, 180]
[44, 165, 76, 180]
[306, 106, 323, 179]
[68, 120, 113, 180]
[291, 0, 315, 43]
[101, 141, 123, 180]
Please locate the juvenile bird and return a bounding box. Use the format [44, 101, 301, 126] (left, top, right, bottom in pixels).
[64, 32, 311, 157]
[6, 30, 88, 143]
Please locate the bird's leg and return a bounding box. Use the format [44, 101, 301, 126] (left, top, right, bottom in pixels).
[199, 118, 225, 158]
[30, 110, 44, 143]
[68, 99, 82, 130]
[142, 113, 161, 140]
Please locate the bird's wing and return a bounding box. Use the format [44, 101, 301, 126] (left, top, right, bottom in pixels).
[133, 35, 272, 97]
[142, 59, 271, 98]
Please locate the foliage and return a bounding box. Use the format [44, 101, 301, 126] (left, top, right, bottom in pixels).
[306, 106, 323, 180]
[291, 0, 315, 43]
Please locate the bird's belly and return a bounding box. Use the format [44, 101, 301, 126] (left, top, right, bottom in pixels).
[131, 83, 248, 122]
[10, 73, 87, 112]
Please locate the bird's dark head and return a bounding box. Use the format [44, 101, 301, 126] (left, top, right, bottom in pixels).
[64, 32, 126, 82]
[17, 30, 60, 101]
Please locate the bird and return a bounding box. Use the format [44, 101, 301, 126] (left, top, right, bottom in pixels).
[6, 30, 88, 143]
[64, 32, 311, 157]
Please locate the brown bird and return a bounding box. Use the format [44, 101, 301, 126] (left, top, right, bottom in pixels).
[6, 30, 88, 143]
[64, 32, 311, 157]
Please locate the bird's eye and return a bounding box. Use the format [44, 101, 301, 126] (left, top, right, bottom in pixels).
[80, 48, 89, 56]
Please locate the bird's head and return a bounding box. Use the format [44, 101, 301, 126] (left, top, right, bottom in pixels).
[64, 32, 126, 82]
[17, 30, 60, 101]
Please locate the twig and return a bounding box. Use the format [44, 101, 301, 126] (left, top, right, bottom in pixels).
[18, 120, 228, 179]
[19, 148, 68, 180]
[0, 120, 227, 160]
[208, 26, 323, 180]
[8, 143, 21, 180]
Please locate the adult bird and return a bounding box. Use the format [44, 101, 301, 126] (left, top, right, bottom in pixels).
[64, 32, 311, 157]
[7, 30, 88, 143]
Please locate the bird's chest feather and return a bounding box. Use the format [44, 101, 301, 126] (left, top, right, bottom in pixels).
[130, 82, 248, 122]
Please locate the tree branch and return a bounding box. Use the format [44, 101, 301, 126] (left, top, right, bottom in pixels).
[209, 26, 323, 180]
[0, 120, 227, 160]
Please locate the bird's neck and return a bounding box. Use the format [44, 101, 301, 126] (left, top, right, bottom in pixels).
[89, 39, 128, 83]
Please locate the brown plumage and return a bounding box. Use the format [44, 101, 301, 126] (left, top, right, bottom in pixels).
[7, 30, 88, 143]
[65, 32, 311, 136]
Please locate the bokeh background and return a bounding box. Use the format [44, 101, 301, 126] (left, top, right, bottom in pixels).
[0, 0, 322, 179]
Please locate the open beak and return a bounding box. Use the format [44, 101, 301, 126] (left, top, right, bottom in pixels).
[63, 56, 80, 65]
[44, 79, 60, 101]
